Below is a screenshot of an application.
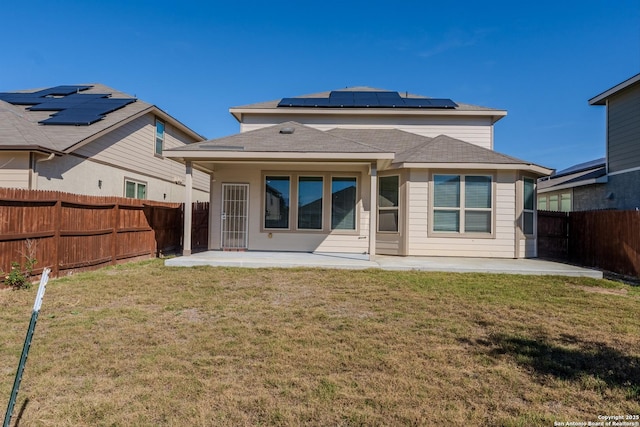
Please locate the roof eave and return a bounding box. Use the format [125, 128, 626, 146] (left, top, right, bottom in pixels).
[0, 145, 62, 155]
[589, 73, 640, 105]
[164, 151, 394, 162]
[395, 162, 553, 175]
[229, 107, 508, 123]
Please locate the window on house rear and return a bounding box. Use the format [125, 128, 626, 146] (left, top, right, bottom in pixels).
[523, 177, 535, 235]
[432, 174, 492, 234]
[331, 177, 357, 230]
[297, 176, 323, 230]
[155, 119, 165, 156]
[265, 176, 290, 229]
[125, 179, 147, 200]
[378, 175, 399, 232]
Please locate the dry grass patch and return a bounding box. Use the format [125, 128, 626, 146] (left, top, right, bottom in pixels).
[1, 260, 639, 426]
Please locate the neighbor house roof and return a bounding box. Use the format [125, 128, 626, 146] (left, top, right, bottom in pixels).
[0, 83, 205, 154]
[589, 73, 640, 105]
[165, 121, 552, 175]
[537, 158, 607, 193]
[229, 86, 507, 123]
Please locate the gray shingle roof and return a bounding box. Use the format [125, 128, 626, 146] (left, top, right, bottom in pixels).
[0, 84, 201, 153]
[169, 122, 549, 174]
[327, 128, 426, 153]
[171, 121, 386, 153]
[394, 134, 534, 165]
[328, 128, 537, 166]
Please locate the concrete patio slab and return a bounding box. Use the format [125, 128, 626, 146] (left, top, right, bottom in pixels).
[165, 251, 603, 278]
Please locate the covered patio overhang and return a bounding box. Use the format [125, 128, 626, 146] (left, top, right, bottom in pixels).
[164, 150, 394, 257]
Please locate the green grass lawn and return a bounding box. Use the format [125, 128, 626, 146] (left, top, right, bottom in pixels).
[1, 260, 639, 426]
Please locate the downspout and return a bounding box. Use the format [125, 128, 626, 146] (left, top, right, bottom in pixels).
[32, 152, 55, 190]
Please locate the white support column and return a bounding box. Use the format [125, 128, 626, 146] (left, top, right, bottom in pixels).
[369, 163, 377, 261]
[208, 173, 216, 250]
[183, 161, 193, 256]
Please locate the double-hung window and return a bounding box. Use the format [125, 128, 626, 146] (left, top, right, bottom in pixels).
[378, 175, 399, 232]
[522, 177, 535, 235]
[155, 119, 165, 156]
[433, 174, 492, 234]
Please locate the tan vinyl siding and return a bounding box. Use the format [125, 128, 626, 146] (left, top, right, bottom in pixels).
[407, 169, 517, 258]
[73, 113, 210, 193]
[607, 83, 640, 173]
[208, 163, 370, 253]
[240, 114, 495, 149]
[0, 152, 30, 189]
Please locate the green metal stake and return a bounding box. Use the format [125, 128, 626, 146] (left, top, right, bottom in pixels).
[3, 267, 50, 427]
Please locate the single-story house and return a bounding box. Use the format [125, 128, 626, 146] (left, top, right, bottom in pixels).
[165, 87, 552, 257]
[0, 84, 209, 201]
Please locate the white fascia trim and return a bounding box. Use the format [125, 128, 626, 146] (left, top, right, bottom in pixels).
[396, 162, 553, 175]
[165, 151, 395, 161]
[229, 107, 508, 122]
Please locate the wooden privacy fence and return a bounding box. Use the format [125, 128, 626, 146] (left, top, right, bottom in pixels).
[0, 188, 188, 280]
[537, 211, 569, 260]
[538, 209, 640, 277]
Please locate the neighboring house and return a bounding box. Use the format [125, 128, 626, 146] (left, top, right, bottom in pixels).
[166, 87, 552, 257]
[537, 73, 640, 211]
[537, 158, 607, 212]
[0, 84, 209, 201]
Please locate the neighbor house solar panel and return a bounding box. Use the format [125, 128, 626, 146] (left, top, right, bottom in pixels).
[0, 85, 135, 125]
[27, 93, 108, 111]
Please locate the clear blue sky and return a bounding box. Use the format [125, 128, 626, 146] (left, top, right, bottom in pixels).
[1, 0, 638, 171]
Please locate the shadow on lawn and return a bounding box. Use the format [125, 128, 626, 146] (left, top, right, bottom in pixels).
[466, 333, 640, 396]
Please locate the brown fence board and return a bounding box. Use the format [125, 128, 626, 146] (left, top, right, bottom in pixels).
[537, 211, 569, 260]
[568, 210, 640, 277]
[0, 188, 184, 282]
[538, 209, 640, 277]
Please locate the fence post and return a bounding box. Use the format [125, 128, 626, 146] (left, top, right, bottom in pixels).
[52, 200, 61, 277]
[3, 268, 50, 427]
[111, 203, 119, 265]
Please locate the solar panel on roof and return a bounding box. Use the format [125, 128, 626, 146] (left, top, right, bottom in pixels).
[27, 93, 108, 111]
[276, 90, 458, 109]
[353, 92, 379, 107]
[304, 98, 330, 107]
[0, 85, 136, 125]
